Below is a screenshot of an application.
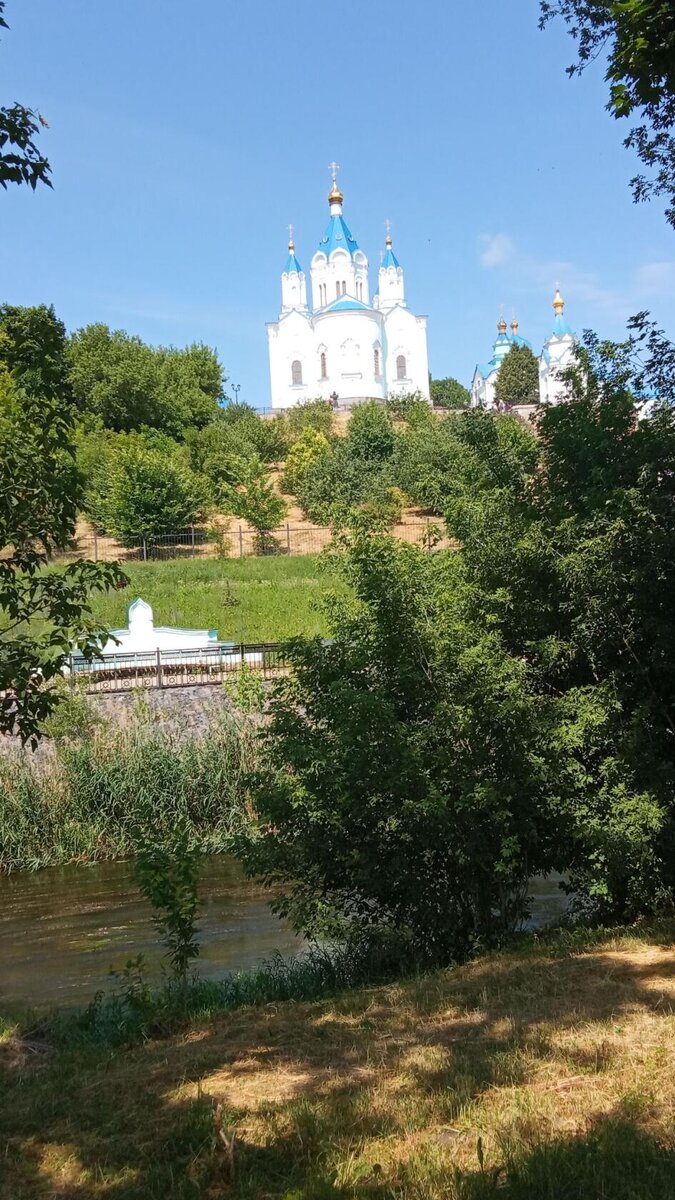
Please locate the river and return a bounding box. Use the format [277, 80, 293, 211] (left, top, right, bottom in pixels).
[0, 858, 569, 1010]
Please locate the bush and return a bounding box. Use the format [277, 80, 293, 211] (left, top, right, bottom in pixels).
[281, 427, 330, 495]
[102, 445, 210, 544]
[239, 532, 561, 962]
[346, 400, 395, 461]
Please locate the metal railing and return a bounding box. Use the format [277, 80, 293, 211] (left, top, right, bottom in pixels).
[54, 521, 448, 563]
[70, 642, 290, 694]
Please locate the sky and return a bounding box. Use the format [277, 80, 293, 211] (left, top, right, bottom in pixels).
[2, 0, 675, 408]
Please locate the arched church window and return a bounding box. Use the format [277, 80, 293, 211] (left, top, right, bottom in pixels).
[374, 347, 380, 376]
[320, 351, 327, 379]
[336, 282, 340, 299]
[291, 359, 303, 386]
[396, 354, 407, 380]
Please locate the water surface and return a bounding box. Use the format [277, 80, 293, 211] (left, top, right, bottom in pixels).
[0, 855, 302, 1009]
[0, 859, 569, 1010]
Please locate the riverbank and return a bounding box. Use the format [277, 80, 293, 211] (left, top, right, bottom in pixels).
[2, 922, 674, 1199]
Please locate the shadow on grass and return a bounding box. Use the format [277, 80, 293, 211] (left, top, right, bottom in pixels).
[2, 929, 675, 1198]
[454, 1112, 675, 1200]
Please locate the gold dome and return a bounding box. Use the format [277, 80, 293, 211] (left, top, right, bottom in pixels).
[511, 316, 519, 333]
[498, 317, 507, 334]
[553, 285, 565, 315]
[328, 181, 343, 205]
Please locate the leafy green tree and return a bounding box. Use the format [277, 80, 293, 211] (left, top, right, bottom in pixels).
[430, 377, 471, 409]
[240, 531, 561, 960]
[494, 343, 540, 408]
[541, 0, 675, 226]
[102, 446, 210, 544]
[68, 324, 223, 436]
[284, 398, 334, 440]
[221, 403, 289, 462]
[393, 408, 538, 516]
[0, 368, 125, 744]
[184, 421, 259, 491]
[222, 463, 288, 549]
[346, 401, 395, 461]
[0, 304, 70, 400]
[0, 3, 51, 191]
[453, 330, 675, 919]
[282, 427, 330, 495]
[296, 441, 394, 525]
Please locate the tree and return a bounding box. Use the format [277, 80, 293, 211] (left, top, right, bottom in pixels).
[0, 303, 70, 400]
[494, 343, 540, 409]
[68, 324, 223, 436]
[0, 368, 125, 744]
[430, 376, 471, 409]
[239, 531, 561, 960]
[281, 427, 330, 495]
[222, 463, 288, 551]
[541, 1, 675, 227]
[452, 331, 675, 919]
[102, 446, 210, 544]
[346, 401, 395, 462]
[0, 3, 51, 191]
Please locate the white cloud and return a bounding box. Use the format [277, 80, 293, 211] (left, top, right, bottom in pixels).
[479, 233, 515, 270]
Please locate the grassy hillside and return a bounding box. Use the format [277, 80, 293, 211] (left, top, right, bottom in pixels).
[86, 555, 342, 643]
[2, 925, 675, 1198]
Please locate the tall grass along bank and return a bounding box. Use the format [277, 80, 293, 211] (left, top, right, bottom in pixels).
[0, 697, 256, 872]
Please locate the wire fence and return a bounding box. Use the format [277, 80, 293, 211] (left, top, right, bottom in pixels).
[70, 641, 290, 694]
[53, 521, 449, 563]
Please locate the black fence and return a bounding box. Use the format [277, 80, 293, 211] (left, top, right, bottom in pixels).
[70, 642, 290, 694]
[55, 521, 447, 563]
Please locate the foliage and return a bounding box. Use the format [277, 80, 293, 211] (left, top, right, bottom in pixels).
[0, 3, 51, 190]
[132, 821, 201, 983]
[541, 0, 675, 227]
[454, 330, 675, 920]
[296, 440, 396, 526]
[223, 662, 266, 714]
[284, 397, 334, 440]
[346, 400, 396, 461]
[184, 420, 259, 491]
[393, 408, 538, 515]
[386, 390, 435, 425]
[68, 323, 223, 436]
[0, 368, 125, 745]
[98, 443, 210, 544]
[222, 462, 288, 544]
[430, 376, 472, 409]
[281, 426, 330, 494]
[0, 304, 70, 400]
[220, 402, 288, 462]
[240, 532, 562, 961]
[494, 342, 540, 408]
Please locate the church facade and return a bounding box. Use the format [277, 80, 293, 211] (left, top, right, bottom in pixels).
[471, 288, 576, 408]
[267, 172, 430, 409]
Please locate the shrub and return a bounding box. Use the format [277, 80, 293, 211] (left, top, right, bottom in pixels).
[281, 427, 330, 495]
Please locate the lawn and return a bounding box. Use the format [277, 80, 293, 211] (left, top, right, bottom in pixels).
[86, 554, 342, 643]
[2, 924, 675, 1198]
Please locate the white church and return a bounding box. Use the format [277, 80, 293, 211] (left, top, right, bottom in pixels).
[471, 288, 576, 408]
[267, 169, 430, 409]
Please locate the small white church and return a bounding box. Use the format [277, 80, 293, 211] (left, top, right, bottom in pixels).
[267, 168, 430, 409]
[471, 288, 577, 409]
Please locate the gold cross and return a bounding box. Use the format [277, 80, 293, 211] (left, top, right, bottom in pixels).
[328, 160, 340, 186]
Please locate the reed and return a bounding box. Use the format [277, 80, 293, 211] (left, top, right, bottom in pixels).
[0, 702, 256, 872]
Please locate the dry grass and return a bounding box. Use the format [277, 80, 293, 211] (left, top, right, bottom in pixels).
[2, 926, 675, 1198]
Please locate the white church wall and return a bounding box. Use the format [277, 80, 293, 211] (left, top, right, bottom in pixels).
[383, 307, 430, 401]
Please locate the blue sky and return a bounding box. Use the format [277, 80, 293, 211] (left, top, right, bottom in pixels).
[2, 0, 675, 407]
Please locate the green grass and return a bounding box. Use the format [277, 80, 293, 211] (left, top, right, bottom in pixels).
[86, 554, 341, 643]
[2, 924, 675, 1199]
